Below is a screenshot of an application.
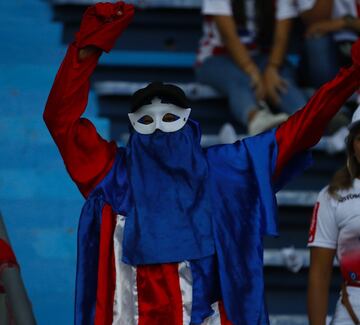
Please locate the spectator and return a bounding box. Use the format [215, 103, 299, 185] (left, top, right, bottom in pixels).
[277, 0, 360, 88]
[195, 0, 307, 135]
[275, 0, 360, 133]
[307, 106, 360, 325]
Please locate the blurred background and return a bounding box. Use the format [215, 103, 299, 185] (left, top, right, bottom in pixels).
[0, 0, 358, 324]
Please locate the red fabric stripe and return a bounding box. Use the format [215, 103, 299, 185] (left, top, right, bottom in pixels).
[219, 301, 232, 325]
[308, 202, 320, 243]
[137, 263, 183, 325]
[94, 205, 117, 325]
[213, 46, 227, 55]
[0, 239, 18, 270]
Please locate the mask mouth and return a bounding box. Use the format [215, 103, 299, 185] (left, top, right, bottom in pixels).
[128, 97, 192, 134]
[147, 128, 167, 140]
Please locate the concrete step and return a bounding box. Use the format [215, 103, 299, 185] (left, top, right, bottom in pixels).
[0, 77, 105, 122]
[269, 315, 332, 325]
[0, 143, 63, 169]
[93, 51, 196, 84]
[99, 51, 196, 68]
[95, 80, 218, 98]
[269, 315, 330, 325]
[266, 289, 338, 317]
[4, 224, 77, 325]
[50, 0, 201, 8]
[58, 8, 202, 52]
[0, 116, 110, 144]
[265, 266, 341, 315]
[0, 0, 55, 21]
[0, 169, 82, 200]
[0, 63, 64, 117]
[1, 198, 83, 229]
[0, 9, 64, 66]
[94, 62, 195, 83]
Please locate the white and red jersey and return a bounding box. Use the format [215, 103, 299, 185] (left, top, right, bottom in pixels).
[277, 0, 360, 41]
[308, 180, 360, 285]
[197, 0, 258, 64]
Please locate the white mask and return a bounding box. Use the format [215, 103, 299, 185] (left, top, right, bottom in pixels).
[128, 97, 191, 134]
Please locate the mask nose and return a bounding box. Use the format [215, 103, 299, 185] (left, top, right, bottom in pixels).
[154, 115, 162, 131]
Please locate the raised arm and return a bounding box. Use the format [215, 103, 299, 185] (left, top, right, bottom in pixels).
[43, 2, 134, 197]
[273, 40, 360, 179]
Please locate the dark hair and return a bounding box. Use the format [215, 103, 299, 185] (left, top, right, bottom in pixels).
[231, 0, 275, 50]
[328, 125, 360, 198]
[130, 82, 189, 112]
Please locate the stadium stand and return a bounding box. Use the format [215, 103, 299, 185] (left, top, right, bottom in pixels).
[0, 0, 110, 323]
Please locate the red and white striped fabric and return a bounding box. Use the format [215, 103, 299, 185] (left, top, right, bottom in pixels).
[111, 214, 231, 325]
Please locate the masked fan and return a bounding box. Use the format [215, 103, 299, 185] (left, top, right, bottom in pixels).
[44, 2, 360, 324]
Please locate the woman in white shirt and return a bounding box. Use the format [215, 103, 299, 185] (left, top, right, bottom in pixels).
[308, 106, 360, 324]
[195, 0, 308, 135]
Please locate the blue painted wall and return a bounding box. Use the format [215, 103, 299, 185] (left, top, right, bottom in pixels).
[0, 1, 110, 323]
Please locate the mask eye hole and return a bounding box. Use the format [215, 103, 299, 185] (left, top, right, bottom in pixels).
[138, 115, 154, 125]
[162, 113, 179, 122]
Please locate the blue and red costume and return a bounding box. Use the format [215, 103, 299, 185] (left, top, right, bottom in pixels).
[44, 2, 360, 324]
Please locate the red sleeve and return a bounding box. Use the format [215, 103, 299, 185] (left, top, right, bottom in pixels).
[274, 63, 360, 180]
[43, 2, 134, 197]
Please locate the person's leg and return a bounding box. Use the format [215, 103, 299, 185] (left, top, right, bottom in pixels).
[277, 61, 308, 115]
[302, 35, 340, 88]
[195, 55, 258, 126]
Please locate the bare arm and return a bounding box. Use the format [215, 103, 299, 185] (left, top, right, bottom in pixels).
[263, 18, 293, 105]
[306, 17, 360, 38]
[308, 247, 336, 325]
[300, 0, 333, 26]
[214, 15, 265, 101]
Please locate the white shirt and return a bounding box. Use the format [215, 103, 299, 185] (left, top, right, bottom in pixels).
[308, 179, 360, 284]
[276, 0, 317, 20]
[197, 0, 257, 64]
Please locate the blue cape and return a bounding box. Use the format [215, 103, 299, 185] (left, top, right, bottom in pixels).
[123, 120, 215, 265]
[74, 124, 312, 325]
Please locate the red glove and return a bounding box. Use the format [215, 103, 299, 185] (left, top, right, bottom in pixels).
[351, 38, 360, 67]
[75, 1, 135, 53]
